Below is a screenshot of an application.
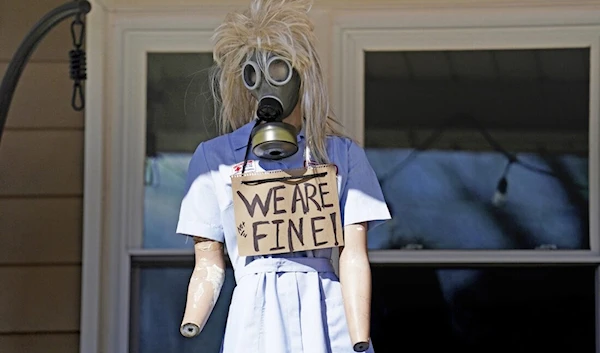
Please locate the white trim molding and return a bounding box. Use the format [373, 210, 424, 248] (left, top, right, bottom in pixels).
[80, 1, 108, 353]
[82, 9, 230, 353]
[109, 25, 220, 353]
[103, 0, 600, 13]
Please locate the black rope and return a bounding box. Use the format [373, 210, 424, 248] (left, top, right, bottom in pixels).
[241, 172, 328, 186]
[69, 2, 87, 111]
[241, 119, 262, 174]
[0, 1, 91, 147]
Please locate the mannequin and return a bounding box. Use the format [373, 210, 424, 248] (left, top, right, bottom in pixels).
[175, 1, 391, 352]
[180, 214, 374, 351]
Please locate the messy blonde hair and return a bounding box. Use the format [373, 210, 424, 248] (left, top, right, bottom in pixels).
[210, 0, 344, 164]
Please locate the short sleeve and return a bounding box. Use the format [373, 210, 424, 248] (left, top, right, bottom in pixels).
[340, 140, 392, 230]
[175, 143, 224, 242]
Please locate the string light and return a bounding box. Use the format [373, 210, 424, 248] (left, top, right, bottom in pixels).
[492, 160, 513, 207]
[377, 114, 588, 194]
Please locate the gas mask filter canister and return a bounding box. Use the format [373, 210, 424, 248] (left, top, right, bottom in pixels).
[242, 54, 301, 160]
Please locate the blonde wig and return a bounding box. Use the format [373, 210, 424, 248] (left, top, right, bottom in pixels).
[210, 0, 344, 164]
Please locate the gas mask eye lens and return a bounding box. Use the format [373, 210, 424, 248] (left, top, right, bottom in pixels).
[242, 61, 261, 90]
[268, 60, 289, 81]
[266, 57, 292, 85]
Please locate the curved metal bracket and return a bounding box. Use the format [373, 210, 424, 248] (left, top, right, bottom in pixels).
[0, 0, 92, 147]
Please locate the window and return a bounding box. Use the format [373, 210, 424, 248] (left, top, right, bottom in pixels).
[365, 48, 590, 252]
[334, 16, 600, 353]
[143, 52, 219, 250]
[130, 52, 234, 353]
[370, 265, 595, 352]
[334, 23, 600, 263]
[94, 24, 236, 353]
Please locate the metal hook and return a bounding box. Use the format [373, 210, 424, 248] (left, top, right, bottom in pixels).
[72, 81, 85, 111]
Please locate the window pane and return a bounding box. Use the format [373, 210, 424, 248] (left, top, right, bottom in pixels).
[370, 265, 595, 352]
[130, 263, 595, 353]
[144, 52, 219, 249]
[130, 263, 236, 353]
[365, 49, 590, 250]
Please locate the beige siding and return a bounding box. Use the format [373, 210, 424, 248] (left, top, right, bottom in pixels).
[0, 266, 81, 332]
[0, 334, 79, 353]
[0, 0, 83, 352]
[0, 198, 82, 264]
[0, 131, 83, 196]
[0, 0, 74, 62]
[0, 63, 84, 129]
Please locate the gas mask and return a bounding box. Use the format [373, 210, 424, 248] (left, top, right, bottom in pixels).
[242, 53, 301, 160]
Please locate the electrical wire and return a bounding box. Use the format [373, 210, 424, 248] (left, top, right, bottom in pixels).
[377, 114, 588, 190]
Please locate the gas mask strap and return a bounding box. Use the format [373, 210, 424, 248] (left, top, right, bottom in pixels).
[303, 145, 317, 259]
[241, 119, 262, 174]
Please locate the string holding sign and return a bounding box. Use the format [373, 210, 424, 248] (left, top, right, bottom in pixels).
[241, 171, 328, 186]
[231, 164, 343, 257]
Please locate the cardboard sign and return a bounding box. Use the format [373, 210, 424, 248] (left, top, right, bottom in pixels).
[231, 164, 344, 256]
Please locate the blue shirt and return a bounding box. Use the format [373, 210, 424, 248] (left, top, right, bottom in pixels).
[176, 119, 391, 265]
[176, 119, 391, 353]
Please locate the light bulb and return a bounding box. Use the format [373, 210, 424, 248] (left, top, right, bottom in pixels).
[492, 177, 508, 206]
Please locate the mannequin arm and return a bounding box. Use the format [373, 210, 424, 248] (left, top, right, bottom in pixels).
[338, 222, 371, 352]
[180, 236, 226, 338]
